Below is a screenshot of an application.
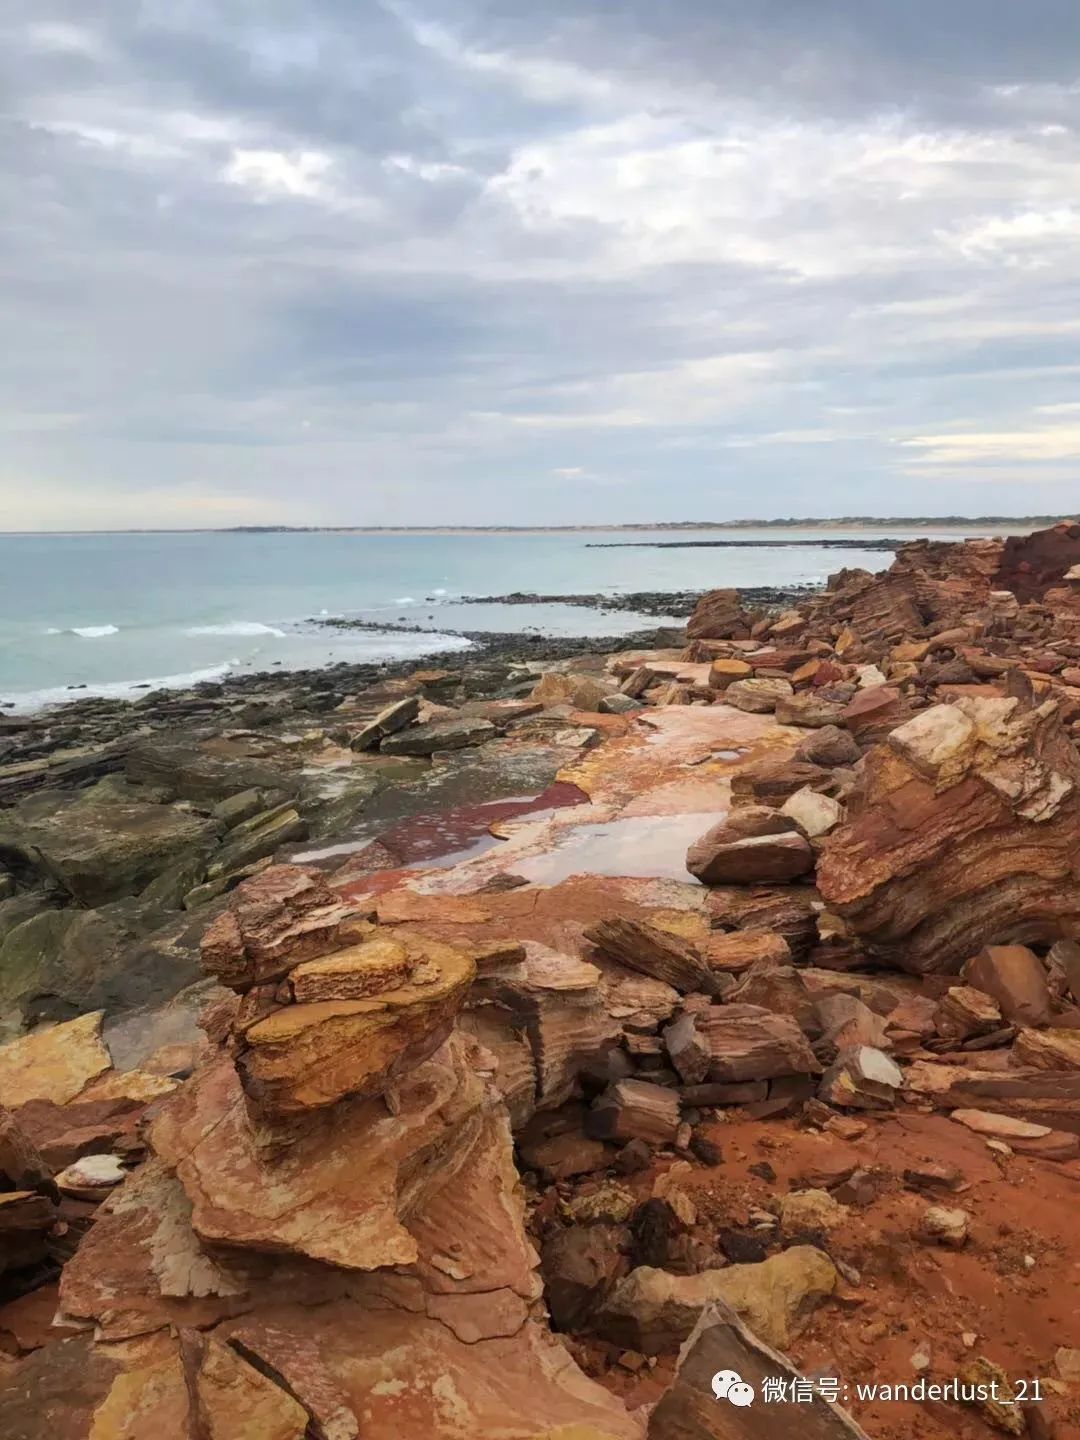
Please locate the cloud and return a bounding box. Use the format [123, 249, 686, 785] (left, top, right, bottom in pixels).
[2, 1, 1080, 528]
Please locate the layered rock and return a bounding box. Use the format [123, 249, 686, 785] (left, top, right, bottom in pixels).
[818, 695, 1080, 973]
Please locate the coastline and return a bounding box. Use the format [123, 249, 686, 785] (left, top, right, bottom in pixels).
[5, 522, 1080, 1436]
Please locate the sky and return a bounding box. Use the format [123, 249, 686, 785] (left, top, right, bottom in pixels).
[3, 1, 1080, 530]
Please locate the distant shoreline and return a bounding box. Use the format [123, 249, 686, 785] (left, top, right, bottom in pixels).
[0, 516, 1071, 538]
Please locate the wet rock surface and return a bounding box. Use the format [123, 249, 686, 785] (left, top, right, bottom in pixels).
[6, 524, 1080, 1437]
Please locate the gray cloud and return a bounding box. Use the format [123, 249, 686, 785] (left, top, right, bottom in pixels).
[2, 0, 1080, 528]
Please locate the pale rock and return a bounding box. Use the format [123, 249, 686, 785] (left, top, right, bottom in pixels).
[819, 1046, 902, 1110]
[594, 1246, 837, 1353]
[780, 787, 844, 838]
[779, 1188, 849, 1233]
[919, 1205, 970, 1248]
[0, 1011, 111, 1107]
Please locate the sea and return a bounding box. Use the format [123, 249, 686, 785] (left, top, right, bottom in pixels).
[0, 527, 995, 712]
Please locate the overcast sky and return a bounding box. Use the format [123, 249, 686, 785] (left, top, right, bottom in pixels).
[4, 2, 1080, 529]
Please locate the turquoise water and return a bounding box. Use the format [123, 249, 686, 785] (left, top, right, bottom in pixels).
[0, 528, 917, 708]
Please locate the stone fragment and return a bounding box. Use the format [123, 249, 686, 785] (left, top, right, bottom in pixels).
[1049, 939, 1080, 1001]
[594, 1246, 837, 1353]
[708, 658, 753, 690]
[959, 1356, 1025, 1435]
[815, 994, 889, 1052]
[587, 1079, 681, 1147]
[775, 692, 847, 728]
[728, 965, 818, 1036]
[933, 986, 1003, 1041]
[818, 697, 1080, 974]
[818, 1046, 903, 1110]
[779, 1188, 849, 1233]
[540, 1224, 630, 1332]
[725, 678, 794, 714]
[962, 946, 1052, 1027]
[687, 810, 813, 886]
[287, 938, 411, 1002]
[730, 760, 834, 809]
[585, 916, 723, 996]
[949, 1108, 1051, 1139]
[902, 1163, 966, 1194]
[379, 716, 497, 755]
[795, 725, 863, 767]
[648, 1301, 871, 1440]
[662, 1013, 711, 1085]
[700, 931, 791, 975]
[919, 1205, 970, 1248]
[349, 696, 420, 751]
[54, 1153, 125, 1201]
[1012, 1027, 1080, 1070]
[695, 1005, 820, 1083]
[780, 787, 844, 838]
[0, 1011, 111, 1107]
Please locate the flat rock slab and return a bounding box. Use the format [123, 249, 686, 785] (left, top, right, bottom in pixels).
[380, 717, 496, 755]
[0, 1012, 111, 1107]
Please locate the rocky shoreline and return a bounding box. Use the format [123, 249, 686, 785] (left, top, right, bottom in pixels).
[4, 526, 1080, 1438]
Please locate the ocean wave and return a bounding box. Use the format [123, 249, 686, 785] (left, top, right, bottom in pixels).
[393, 596, 418, 605]
[47, 623, 120, 638]
[186, 621, 286, 638]
[4, 662, 235, 714]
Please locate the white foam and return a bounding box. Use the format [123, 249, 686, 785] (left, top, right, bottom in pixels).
[67, 622, 119, 639]
[3, 662, 235, 714]
[186, 621, 286, 638]
[393, 596, 418, 605]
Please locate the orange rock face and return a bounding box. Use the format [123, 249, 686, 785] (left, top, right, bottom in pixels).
[819, 695, 1080, 973]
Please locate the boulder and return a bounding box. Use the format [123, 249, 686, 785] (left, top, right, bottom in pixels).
[687, 810, 814, 886]
[962, 945, 1051, 1026]
[933, 985, 1003, 1041]
[586, 1079, 681, 1147]
[585, 916, 724, 996]
[724, 679, 794, 715]
[593, 1246, 837, 1353]
[775, 692, 848, 728]
[686, 590, 749, 641]
[780, 788, 843, 838]
[695, 1005, 820, 1082]
[818, 697, 1080, 974]
[795, 725, 862, 768]
[379, 716, 496, 755]
[201, 866, 363, 991]
[349, 696, 421, 752]
[1012, 1027, 1080, 1071]
[707, 659, 753, 690]
[818, 1046, 903, 1110]
[540, 1223, 630, 1332]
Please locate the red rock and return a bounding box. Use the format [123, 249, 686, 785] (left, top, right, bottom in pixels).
[695, 1004, 820, 1082]
[687, 809, 814, 885]
[686, 589, 750, 640]
[962, 946, 1051, 1027]
[818, 696, 1080, 974]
